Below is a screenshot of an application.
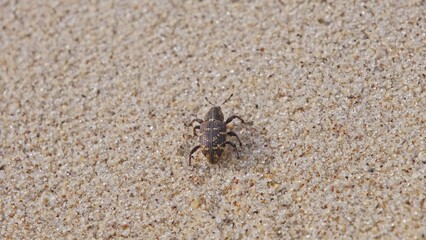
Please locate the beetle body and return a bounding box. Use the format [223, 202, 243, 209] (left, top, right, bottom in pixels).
[188, 95, 245, 166]
[199, 119, 227, 163]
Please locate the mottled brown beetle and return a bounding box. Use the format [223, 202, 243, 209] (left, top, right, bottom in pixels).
[188, 94, 245, 166]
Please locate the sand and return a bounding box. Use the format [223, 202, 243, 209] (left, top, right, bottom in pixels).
[0, 0, 425, 239]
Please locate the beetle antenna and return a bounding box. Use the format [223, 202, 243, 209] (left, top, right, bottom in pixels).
[205, 97, 216, 106]
[221, 94, 233, 106]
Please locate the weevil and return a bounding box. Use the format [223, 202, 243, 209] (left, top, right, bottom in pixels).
[188, 94, 245, 166]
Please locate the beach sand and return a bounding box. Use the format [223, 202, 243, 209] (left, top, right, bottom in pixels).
[1, 1, 425, 239]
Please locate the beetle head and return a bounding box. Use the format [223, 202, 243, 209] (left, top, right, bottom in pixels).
[205, 106, 224, 121]
[204, 94, 233, 121]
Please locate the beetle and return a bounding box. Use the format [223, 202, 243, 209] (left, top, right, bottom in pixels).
[188, 94, 245, 166]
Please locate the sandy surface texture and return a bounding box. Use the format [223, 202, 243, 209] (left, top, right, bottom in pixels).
[1, 0, 425, 239]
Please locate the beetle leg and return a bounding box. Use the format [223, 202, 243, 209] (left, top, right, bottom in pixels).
[193, 125, 200, 136]
[225, 141, 240, 158]
[227, 131, 242, 147]
[188, 118, 203, 126]
[225, 115, 245, 125]
[189, 145, 201, 166]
